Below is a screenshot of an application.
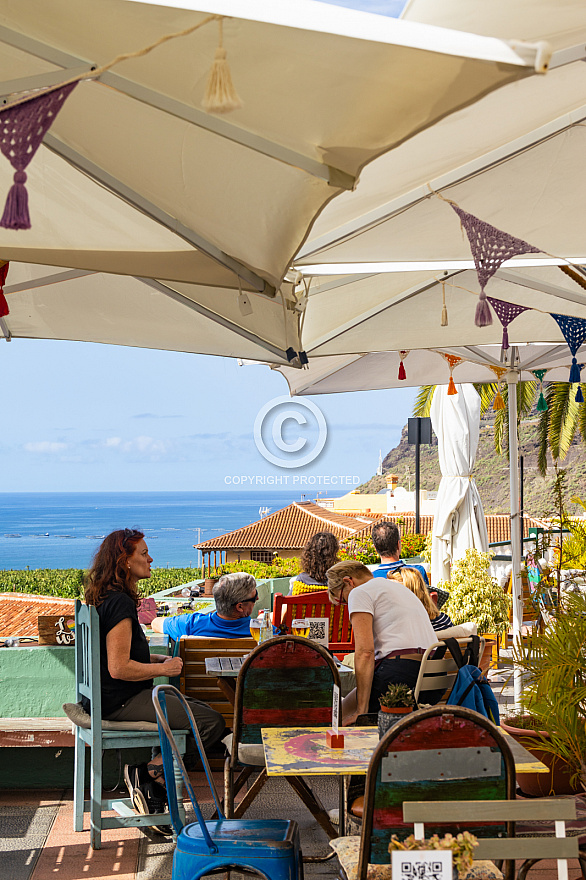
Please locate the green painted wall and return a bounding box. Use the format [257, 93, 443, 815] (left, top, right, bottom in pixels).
[0, 646, 75, 717]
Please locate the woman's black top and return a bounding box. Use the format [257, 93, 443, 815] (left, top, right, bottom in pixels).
[82, 590, 153, 717]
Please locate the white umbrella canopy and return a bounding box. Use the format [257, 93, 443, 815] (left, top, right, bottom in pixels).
[430, 384, 489, 586]
[0, 0, 544, 298]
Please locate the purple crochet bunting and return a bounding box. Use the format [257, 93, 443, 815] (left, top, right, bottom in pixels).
[0, 82, 77, 230]
[487, 297, 529, 350]
[551, 313, 586, 385]
[451, 204, 540, 328]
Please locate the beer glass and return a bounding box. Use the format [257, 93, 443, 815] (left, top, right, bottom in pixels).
[292, 618, 310, 638]
[250, 619, 262, 643]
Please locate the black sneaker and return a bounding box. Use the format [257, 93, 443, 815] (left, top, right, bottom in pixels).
[124, 763, 171, 836]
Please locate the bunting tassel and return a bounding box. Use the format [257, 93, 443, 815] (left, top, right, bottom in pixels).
[0, 260, 9, 316]
[0, 171, 30, 230]
[576, 385, 584, 404]
[447, 376, 457, 395]
[441, 281, 448, 327]
[536, 392, 548, 412]
[203, 19, 242, 114]
[569, 357, 581, 383]
[398, 360, 406, 381]
[501, 325, 509, 351]
[475, 289, 493, 328]
[493, 390, 505, 410]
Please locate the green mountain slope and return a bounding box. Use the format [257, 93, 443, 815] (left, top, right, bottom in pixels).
[358, 415, 586, 518]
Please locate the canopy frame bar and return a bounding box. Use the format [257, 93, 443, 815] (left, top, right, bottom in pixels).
[3, 268, 94, 294]
[0, 67, 91, 102]
[305, 269, 464, 354]
[0, 25, 354, 190]
[43, 132, 274, 296]
[0, 317, 10, 341]
[297, 102, 586, 261]
[517, 344, 570, 371]
[138, 276, 297, 364]
[497, 268, 586, 308]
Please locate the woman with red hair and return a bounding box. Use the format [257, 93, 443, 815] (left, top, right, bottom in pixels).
[84, 529, 225, 832]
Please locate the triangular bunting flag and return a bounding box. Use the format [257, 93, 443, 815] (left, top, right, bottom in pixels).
[398, 350, 410, 381]
[439, 352, 463, 395]
[487, 297, 529, 350]
[551, 314, 586, 385]
[531, 369, 548, 412]
[489, 365, 507, 411]
[0, 82, 77, 229]
[0, 260, 9, 317]
[451, 204, 540, 328]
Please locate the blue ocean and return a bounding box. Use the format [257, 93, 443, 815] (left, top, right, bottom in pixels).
[0, 491, 303, 571]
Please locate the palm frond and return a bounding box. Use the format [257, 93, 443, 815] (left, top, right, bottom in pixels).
[413, 385, 435, 417]
[546, 383, 579, 462]
[475, 382, 499, 416]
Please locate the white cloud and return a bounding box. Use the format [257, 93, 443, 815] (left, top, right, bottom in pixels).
[24, 441, 68, 454]
[105, 437, 122, 447]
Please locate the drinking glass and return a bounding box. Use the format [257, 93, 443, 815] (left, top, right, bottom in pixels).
[250, 619, 262, 643]
[292, 618, 310, 638]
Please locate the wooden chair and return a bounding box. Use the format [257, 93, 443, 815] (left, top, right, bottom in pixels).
[177, 636, 256, 729]
[332, 705, 516, 880]
[403, 800, 580, 880]
[66, 600, 188, 849]
[225, 635, 341, 838]
[413, 636, 486, 704]
[273, 590, 354, 657]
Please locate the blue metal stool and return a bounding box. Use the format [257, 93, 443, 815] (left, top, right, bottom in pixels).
[152, 684, 302, 880]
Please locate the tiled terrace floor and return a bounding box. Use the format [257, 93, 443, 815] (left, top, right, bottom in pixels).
[0, 658, 583, 880]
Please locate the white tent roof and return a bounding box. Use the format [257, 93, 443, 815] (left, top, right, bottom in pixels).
[0, 0, 543, 300]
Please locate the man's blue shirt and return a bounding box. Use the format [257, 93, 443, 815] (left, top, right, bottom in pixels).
[163, 611, 253, 641]
[372, 560, 429, 586]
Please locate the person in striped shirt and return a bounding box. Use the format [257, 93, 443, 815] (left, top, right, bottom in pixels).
[387, 567, 454, 632]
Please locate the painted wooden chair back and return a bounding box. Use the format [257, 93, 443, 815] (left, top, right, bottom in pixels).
[358, 705, 515, 880]
[178, 636, 256, 728]
[231, 635, 341, 754]
[75, 601, 102, 740]
[273, 591, 353, 655]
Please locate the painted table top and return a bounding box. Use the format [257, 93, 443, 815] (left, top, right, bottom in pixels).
[262, 726, 379, 776]
[261, 726, 549, 778]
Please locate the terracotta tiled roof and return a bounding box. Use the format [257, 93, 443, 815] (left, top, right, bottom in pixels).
[196, 502, 383, 551]
[0, 593, 75, 638]
[348, 515, 544, 545]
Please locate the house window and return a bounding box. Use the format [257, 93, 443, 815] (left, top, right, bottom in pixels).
[251, 550, 275, 564]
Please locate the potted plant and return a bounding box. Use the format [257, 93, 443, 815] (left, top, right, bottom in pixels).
[502, 589, 586, 795]
[378, 683, 416, 738]
[389, 831, 478, 879]
[438, 549, 510, 674]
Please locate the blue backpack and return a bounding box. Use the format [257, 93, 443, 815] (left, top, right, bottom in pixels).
[442, 636, 500, 725]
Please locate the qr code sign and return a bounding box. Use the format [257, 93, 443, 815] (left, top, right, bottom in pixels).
[306, 618, 329, 646]
[392, 850, 452, 880]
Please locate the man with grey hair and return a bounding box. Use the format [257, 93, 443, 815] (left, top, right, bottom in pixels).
[151, 572, 259, 640]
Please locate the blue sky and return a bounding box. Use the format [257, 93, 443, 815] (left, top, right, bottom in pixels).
[1, 0, 416, 494]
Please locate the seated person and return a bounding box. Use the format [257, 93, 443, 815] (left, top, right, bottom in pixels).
[370, 520, 429, 585]
[327, 560, 439, 726]
[85, 529, 225, 830]
[151, 572, 258, 640]
[289, 531, 339, 595]
[388, 568, 454, 632]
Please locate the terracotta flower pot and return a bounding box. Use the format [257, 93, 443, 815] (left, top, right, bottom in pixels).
[204, 577, 218, 597]
[479, 637, 497, 675]
[501, 719, 583, 796]
[378, 705, 414, 739]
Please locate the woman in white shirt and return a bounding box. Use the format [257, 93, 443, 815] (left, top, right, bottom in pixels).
[327, 559, 438, 725]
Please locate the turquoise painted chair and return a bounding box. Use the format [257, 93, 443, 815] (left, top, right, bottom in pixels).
[152, 684, 302, 880]
[67, 599, 188, 849]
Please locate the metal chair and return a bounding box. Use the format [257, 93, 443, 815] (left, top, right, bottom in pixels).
[225, 634, 341, 839]
[412, 635, 485, 704]
[152, 683, 302, 880]
[68, 599, 188, 848]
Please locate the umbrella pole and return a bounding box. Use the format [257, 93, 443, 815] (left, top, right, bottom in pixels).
[507, 368, 523, 708]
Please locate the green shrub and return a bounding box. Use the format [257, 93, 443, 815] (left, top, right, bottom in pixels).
[214, 558, 300, 579]
[339, 532, 427, 565]
[441, 549, 510, 636]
